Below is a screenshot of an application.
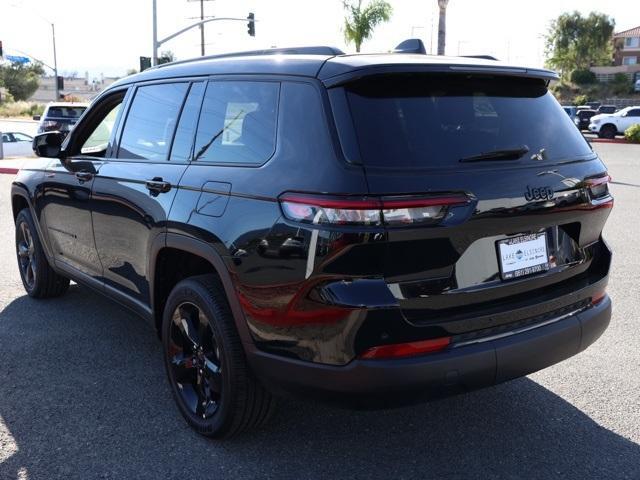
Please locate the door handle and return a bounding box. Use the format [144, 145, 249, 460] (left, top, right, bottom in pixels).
[145, 177, 171, 195]
[75, 171, 93, 182]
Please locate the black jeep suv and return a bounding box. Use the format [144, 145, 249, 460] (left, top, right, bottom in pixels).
[12, 47, 613, 438]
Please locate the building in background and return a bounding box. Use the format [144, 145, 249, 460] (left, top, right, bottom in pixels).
[613, 26, 640, 66]
[29, 73, 119, 103]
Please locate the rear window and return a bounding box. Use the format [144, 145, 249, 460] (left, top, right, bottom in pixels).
[46, 106, 86, 118]
[345, 74, 592, 169]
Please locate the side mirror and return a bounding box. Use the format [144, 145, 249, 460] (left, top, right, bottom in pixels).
[33, 131, 66, 158]
[32, 115, 41, 121]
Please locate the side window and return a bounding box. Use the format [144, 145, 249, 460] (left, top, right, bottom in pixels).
[118, 82, 188, 161]
[193, 81, 279, 165]
[628, 109, 640, 117]
[80, 101, 123, 157]
[170, 82, 205, 162]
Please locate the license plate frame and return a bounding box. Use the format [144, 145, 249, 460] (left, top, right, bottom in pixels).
[497, 232, 550, 281]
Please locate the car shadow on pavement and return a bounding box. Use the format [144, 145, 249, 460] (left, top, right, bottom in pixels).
[0, 285, 638, 480]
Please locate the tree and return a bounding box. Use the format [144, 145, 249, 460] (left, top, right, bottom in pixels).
[437, 0, 449, 55]
[0, 62, 45, 101]
[545, 11, 615, 78]
[343, 0, 392, 53]
[158, 50, 176, 65]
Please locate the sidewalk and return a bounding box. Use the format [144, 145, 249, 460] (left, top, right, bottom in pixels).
[0, 157, 31, 175]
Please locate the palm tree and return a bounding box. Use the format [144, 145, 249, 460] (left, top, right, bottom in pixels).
[343, 0, 393, 53]
[437, 0, 449, 55]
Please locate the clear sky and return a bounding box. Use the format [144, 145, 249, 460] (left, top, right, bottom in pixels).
[1, 0, 639, 80]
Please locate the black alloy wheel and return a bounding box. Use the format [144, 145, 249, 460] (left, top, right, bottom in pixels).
[16, 219, 37, 290]
[167, 302, 223, 420]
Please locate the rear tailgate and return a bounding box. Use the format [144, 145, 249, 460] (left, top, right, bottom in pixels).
[333, 72, 613, 335]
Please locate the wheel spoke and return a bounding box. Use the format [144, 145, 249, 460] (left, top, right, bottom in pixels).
[175, 306, 201, 349]
[203, 358, 222, 394]
[171, 352, 197, 384]
[17, 242, 29, 258]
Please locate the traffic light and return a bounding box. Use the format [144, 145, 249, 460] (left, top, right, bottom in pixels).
[247, 12, 255, 37]
[139, 56, 151, 72]
[0, 40, 3, 58]
[56, 75, 64, 90]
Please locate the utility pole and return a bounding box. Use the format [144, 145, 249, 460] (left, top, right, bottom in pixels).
[152, 0, 158, 65]
[200, 0, 205, 56]
[152, 0, 255, 66]
[52, 23, 59, 100]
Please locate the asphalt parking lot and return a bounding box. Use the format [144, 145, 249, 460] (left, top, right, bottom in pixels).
[1, 142, 639, 480]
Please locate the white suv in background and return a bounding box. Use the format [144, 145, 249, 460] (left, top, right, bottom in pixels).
[589, 106, 640, 138]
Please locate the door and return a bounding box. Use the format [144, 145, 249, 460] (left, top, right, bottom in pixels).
[39, 91, 126, 277]
[621, 108, 640, 130]
[90, 80, 204, 307]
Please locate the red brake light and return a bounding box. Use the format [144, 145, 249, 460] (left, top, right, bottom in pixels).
[360, 337, 451, 360]
[279, 193, 469, 227]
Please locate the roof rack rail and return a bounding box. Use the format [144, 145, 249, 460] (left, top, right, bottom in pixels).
[461, 55, 499, 61]
[156, 46, 345, 69]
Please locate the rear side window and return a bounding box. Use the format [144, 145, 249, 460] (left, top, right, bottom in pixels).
[345, 74, 593, 169]
[193, 81, 279, 165]
[118, 82, 188, 161]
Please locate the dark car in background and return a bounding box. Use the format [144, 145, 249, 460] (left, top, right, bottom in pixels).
[597, 105, 617, 115]
[575, 108, 597, 130]
[12, 47, 613, 438]
[34, 102, 88, 135]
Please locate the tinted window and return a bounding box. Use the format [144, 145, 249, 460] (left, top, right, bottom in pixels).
[118, 83, 188, 161]
[345, 74, 593, 169]
[628, 109, 640, 117]
[46, 106, 86, 118]
[170, 82, 205, 162]
[193, 81, 279, 165]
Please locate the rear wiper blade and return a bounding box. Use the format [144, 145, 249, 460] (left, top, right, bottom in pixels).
[459, 146, 530, 163]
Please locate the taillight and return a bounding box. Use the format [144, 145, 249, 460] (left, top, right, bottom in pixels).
[586, 175, 611, 200]
[279, 193, 469, 227]
[591, 290, 607, 306]
[359, 337, 451, 360]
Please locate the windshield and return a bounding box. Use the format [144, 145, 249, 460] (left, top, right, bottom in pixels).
[345, 74, 592, 169]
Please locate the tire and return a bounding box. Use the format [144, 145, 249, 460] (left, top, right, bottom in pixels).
[162, 274, 275, 438]
[600, 124, 617, 139]
[15, 208, 70, 298]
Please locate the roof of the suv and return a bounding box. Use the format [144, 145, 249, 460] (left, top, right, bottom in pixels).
[109, 51, 558, 90]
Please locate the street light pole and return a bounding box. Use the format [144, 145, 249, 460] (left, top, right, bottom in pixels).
[152, 0, 159, 66]
[51, 23, 59, 100]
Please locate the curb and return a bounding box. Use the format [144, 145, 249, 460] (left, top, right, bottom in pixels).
[587, 138, 630, 144]
[0, 167, 19, 175]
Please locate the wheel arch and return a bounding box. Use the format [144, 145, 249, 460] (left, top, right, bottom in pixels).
[150, 233, 253, 347]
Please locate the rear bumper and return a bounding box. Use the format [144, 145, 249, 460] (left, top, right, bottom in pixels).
[248, 296, 611, 400]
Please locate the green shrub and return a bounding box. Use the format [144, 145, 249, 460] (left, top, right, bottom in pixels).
[570, 69, 597, 85]
[0, 100, 44, 118]
[625, 124, 640, 143]
[574, 94, 589, 106]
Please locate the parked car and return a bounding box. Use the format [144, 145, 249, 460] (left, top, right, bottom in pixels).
[34, 102, 88, 136]
[597, 105, 617, 115]
[0, 132, 34, 157]
[586, 101, 601, 110]
[574, 109, 597, 130]
[13, 46, 613, 438]
[589, 106, 640, 138]
[562, 105, 577, 119]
